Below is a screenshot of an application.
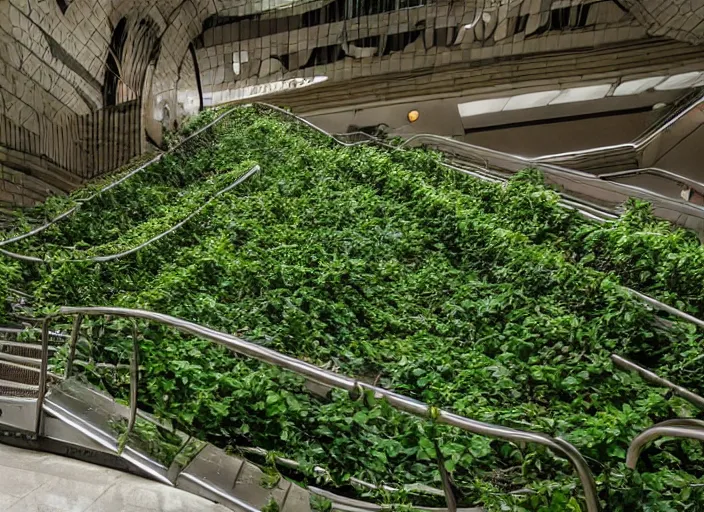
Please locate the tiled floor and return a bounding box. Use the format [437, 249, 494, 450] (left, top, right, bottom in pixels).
[0, 443, 230, 512]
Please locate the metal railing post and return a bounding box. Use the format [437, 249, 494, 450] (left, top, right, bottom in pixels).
[434, 439, 457, 512]
[49, 306, 601, 512]
[35, 317, 51, 436]
[127, 320, 140, 437]
[65, 314, 84, 379]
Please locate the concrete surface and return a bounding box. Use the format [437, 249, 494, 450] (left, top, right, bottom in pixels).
[0, 443, 230, 512]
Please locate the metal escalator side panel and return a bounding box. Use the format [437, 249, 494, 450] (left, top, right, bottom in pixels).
[177, 443, 311, 512]
[0, 396, 37, 432]
[42, 380, 174, 485]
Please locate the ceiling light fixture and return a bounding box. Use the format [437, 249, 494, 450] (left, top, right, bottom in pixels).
[655, 72, 704, 91]
[550, 84, 611, 105]
[613, 76, 666, 96]
[503, 90, 561, 111]
[457, 97, 509, 117]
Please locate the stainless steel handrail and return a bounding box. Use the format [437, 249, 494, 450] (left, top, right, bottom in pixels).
[0, 107, 240, 248]
[529, 91, 704, 161]
[626, 288, 704, 330]
[612, 355, 704, 471]
[396, 135, 704, 229]
[611, 355, 704, 410]
[259, 104, 619, 223]
[39, 306, 601, 512]
[259, 103, 704, 333]
[627, 420, 704, 469]
[599, 168, 704, 197]
[4, 96, 701, 248]
[0, 165, 262, 264]
[399, 133, 704, 213]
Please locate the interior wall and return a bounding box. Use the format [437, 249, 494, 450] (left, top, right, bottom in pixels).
[461, 111, 659, 159]
[654, 124, 704, 181]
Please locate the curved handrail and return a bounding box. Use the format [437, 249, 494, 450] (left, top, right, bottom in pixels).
[626, 421, 704, 469]
[611, 354, 704, 410]
[38, 306, 600, 512]
[399, 133, 704, 214]
[0, 107, 241, 248]
[259, 104, 619, 223]
[626, 288, 704, 331]
[259, 103, 704, 332]
[613, 355, 704, 471]
[292, 96, 704, 205]
[406, 137, 704, 225]
[600, 168, 704, 197]
[4, 96, 702, 248]
[0, 165, 261, 264]
[529, 91, 704, 161]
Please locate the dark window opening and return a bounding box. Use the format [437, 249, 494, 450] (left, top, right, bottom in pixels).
[383, 30, 422, 55]
[433, 27, 457, 47]
[103, 17, 128, 106]
[302, 8, 322, 27]
[514, 14, 529, 35]
[301, 44, 345, 68]
[56, 0, 71, 14]
[197, 0, 426, 49]
[351, 0, 396, 17]
[550, 6, 572, 30]
[202, 14, 260, 32]
[351, 35, 381, 49]
[575, 4, 592, 28]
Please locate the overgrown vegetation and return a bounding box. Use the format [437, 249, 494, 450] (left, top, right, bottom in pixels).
[0, 257, 19, 323]
[2, 106, 704, 511]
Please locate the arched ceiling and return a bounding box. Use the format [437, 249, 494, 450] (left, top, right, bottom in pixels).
[2, 0, 704, 207]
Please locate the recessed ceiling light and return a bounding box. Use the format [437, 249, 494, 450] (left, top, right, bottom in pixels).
[653, 103, 668, 110]
[503, 90, 561, 111]
[457, 97, 509, 117]
[613, 77, 666, 96]
[550, 84, 611, 105]
[407, 110, 420, 123]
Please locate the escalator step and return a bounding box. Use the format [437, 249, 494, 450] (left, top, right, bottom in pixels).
[0, 361, 40, 386]
[0, 342, 51, 359]
[0, 378, 38, 398]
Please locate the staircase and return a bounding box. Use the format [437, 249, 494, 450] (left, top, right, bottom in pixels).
[0, 321, 472, 512]
[0, 325, 314, 512]
[0, 327, 60, 398]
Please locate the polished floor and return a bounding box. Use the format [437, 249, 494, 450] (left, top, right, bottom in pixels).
[0, 443, 229, 512]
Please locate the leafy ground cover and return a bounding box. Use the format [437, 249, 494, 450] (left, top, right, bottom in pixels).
[2, 106, 704, 511]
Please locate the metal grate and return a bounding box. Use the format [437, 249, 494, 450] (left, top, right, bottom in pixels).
[0, 342, 46, 359]
[0, 379, 38, 398]
[0, 361, 40, 386]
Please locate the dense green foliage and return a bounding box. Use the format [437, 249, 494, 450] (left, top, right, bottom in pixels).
[3, 107, 704, 511]
[0, 257, 19, 322]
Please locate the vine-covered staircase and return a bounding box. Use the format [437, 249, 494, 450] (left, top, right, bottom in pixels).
[0, 322, 315, 512]
[0, 327, 48, 398]
[0, 314, 482, 512]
